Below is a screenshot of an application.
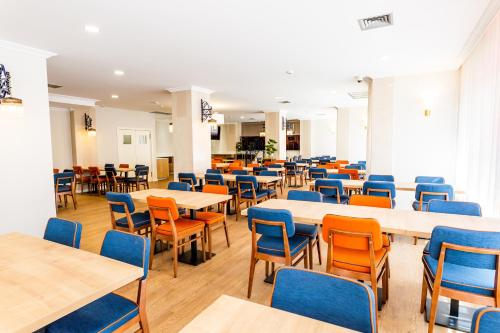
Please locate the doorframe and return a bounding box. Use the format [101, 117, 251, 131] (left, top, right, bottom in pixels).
[116, 127, 154, 179]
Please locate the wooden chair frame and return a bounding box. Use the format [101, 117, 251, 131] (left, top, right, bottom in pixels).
[127, 168, 150, 192]
[310, 171, 326, 179]
[201, 200, 230, 259]
[108, 201, 151, 236]
[73, 166, 90, 194]
[179, 177, 196, 192]
[247, 218, 308, 298]
[55, 175, 77, 210]
[236, 180, 268, 220]
[414, 191, 449, 245]
[420, 242, 500, 333]
[326, 228, 389, 326]
[285, 166, 304, 187]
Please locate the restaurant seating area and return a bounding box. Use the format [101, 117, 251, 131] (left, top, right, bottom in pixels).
[2, 2, 500, 333]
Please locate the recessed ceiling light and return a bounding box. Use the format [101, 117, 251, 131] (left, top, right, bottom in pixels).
[240, 116, 245, 119]
[114, 70, 124, 76]
[111, 94, 119, 99]
[84, 25, 100, 33]
[286, 70, 294, 75]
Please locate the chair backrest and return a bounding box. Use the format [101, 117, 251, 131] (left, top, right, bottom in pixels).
[315, 179, 343, 197]
[368, 174, 394, 182]
[358, 161, 366, 165]
[427, 226, 500, 269]
[106, 192, 135, 214]
[231, 169, 248, 175]
[147, 196, 180, 221]
[247, 163, 260, 167]
[271, 267, 377, 333]
[53, 168, 60, 174]
[44, 218, 82, 248]
[287, 190, 322, 202]
[105, 166, 117, 178]
[88, 166, 100, 176]
[178, 172, 196, 186]
[72, 166, 83, 175]
[168, 181, 191, 191]
[206, 168, 221, 174]
[346, 164, 364, 170]
[247, 207, 295, 238]
[336, 160, 349, 164]
[427, 200, 482, 216]
[339, 168, 359, 180]
[309, 168, 327, 179]
[260, 170, 278, 177]
[104, 163, 114, 168]
[325, 163, 336, 169]
[415, 184, 454, 202]
[202, 184, 229, 195]
[269, 164, 282, 168]
[205, 173, 224, 185]
[327, 173, 351, 180]
[100, 230, 150, 280]
[471, 307, 500, 333]
[284, 162, 297, 172]
[119, 163, 129, 168]
[236, 175, 258, 191]
[415, 176, 445, 184]
[349, 195, 392, 209]
[322, 214, 384, 251]
[362, 181, 396, 199]
[53, 172, 74, 190]
[253, 167, 268, 175]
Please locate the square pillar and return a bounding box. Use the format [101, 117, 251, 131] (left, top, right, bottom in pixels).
[265, 111, 286, 160]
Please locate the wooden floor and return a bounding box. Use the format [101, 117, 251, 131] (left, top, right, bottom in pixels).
[57, 181, 463, 333]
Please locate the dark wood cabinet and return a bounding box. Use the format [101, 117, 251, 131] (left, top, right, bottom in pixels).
[286, 135, 300, 150]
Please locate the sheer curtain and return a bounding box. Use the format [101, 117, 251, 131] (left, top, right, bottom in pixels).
[456, 11, 500, 217]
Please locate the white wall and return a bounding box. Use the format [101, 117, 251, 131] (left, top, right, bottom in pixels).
[0, 41, 56, 236]
[310, 117, 337, 157]
[337, 107, 367, 162]
[299, 120, 312, 158]
[156, 116, 174, 157]
[95, 106, 157, 179]
[265, 111, 286, 159]
[211, 123, 238, 154]
[49, 107, 73, 169]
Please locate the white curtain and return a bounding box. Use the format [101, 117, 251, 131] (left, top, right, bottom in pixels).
[456, 11, 500, 217]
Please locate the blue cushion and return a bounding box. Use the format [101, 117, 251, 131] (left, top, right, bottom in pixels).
[106, 192, 135, 214]
[232, 170, 249, 175]
[247, 207, 295, 238]
[414, 184, 454, 202]
[327, 174, 351, 180]
[206, 169, 221, 174]
[415, 176, 445, 184]
[294, 223, 318, 237]
[205, 173, 224, 185]
[46, 293, 138, 333]
[287, 190, 322, 202]
[263, 188, 276, 196]
[44, 218, 82, 249]
[57, 185, 72, 193]
[271, 268, 376, 333]
[241, 190, 268, 199]
[423, 241, 430, 255]
[412, 201, 429, 211]
[323, 194, 349, 204]
[115, 211, 150, 229]
[257, 234, 309, 257]
[168, 181, 191, 191]
[471, 307, 500, 333]
[236, 175, 258, 191]
[315, 179, 344, 197]
[423, 255, 495, 296]
[427, 199, 482, 216]
[368, 174, 394, 182]
[363, 181, 396, 199]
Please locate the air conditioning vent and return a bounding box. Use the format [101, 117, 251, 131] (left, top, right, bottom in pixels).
[358, 13, 393, 31]
[348, 91, 369, 100]
[278, 100, 291, 104]
[150, 111, 171, 115]
[48, 83, 62, 89]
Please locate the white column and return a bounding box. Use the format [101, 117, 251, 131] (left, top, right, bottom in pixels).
[299, 120, 311, 158]
[0, 41, 56, 236]
[170, 86, 213, 176]
[264, 111, 286, 160]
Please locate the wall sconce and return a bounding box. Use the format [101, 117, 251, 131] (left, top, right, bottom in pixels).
[424, 109, 431, 117]
[84, 113, 96, 136]
[0, 64, 23, 114]
[169, 122, 173, 133]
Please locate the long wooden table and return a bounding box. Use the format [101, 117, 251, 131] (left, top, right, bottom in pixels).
[179, 295, 354, 332]
[241, 199, 500, 238]
[196, 173, 282, 185]
[0, 233, 143, 333]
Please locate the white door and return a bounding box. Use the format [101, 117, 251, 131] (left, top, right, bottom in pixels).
[117, 129, 152, 175]
[134, 130, 152, 167]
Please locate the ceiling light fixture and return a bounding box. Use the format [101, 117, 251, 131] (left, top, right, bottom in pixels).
[111, 94, 119, 99]
[113, 70, 124, 76]
[240, 116, 245, 119]
[84, 25, 100, 33]
[169, 123, 174, 133]
[286, 70, 294, 75]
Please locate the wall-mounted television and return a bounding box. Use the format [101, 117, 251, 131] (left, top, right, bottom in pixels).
[211, 126, 221, 140]
[241, 136, 265, 151]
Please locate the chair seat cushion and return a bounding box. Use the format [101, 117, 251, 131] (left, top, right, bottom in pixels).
[228, 187, 238, 195]
[412, 201, 429, 211]
[332, 247, 388, 273]
[46, 293, 138, 333]
[423, 241, 430, 255]
[57, 185, 72, 193]
[423, 255, 495, 296]
[294, 223, 318, 237]
[191, 212, 225, 225]
[257, 235, 309, 257]
[115, 211, 150, 229]
[241, 190, 269, 199]
[323, 194, 349, 204]
[264, 188, 277, 196]
[156, 218, 205, 235]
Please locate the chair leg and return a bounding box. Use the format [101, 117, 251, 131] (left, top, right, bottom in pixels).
[427, 285, 440, 333]
[420, 274, 428, 313]
[371, 274, 378, 313]
[172, 240, 178, 278]
[149, 232, 156, 270]
[201, 230, 206, 262]
[303, 248, 308, 268]
[247, 256, 256, 298]
[316, 234, 322, 265]
[382, 262, 389, 303]
[308, 239, 313, 269]
[207, 226, 212, 259]
[223, 221, 230, 247]
[414, 236, 418, 245]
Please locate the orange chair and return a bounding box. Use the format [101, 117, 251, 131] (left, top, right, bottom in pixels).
[193, 185, 230, 258]
[325, 163, 336, 169]
[336, 160, 349, 165]
[247, 163, 260, 167]
[88, 166, 107, 194]
[119, 163, 129, 168]
[339, 168, 360, 180]
[73, 166, 91, 194]
[322, 214, 390, 314]
[53, 168, 60, 174]
[147, 196, 206, 277]
[349, 195, 392, 209]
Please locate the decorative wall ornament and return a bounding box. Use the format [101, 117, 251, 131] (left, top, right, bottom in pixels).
[0, 64, 11, 98]
[84, 113, 96, 136]
[0, 64, 23, 113]
[201, 99, 213, 122]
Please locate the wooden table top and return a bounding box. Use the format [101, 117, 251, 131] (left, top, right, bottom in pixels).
[130, 189, 232, 210]
[214, 163, 230, 168]
[242, 167, 285, 172]
[196, 173, 282, 184]
[241, 199, 500, 238]
[0, 233, 143, 333]
[179, 295, 354, 333]
[311, 179, 464, 194]
[325, 169, 366, 175]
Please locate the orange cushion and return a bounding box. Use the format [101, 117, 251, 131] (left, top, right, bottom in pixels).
[156, 218, 204, 235]
[332, 247, 388, 273]
[382, 234, 391, 250]
[192, 212, 225, 225]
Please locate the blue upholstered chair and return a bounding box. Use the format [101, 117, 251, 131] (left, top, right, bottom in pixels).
[231, 169, 248, 175]
[309, 167, 327, 180]
[260, 170, 281, 196]
[284, 162, 304, 187]
[415, 176, 445, 184]
[46, 230, 150, 333]
[271, 267, 377, 333]
[253, 166, 268, 175]
[104, 163, 114, 168]
[471, 307, 500, 333]
[315, 179, 349, 204]
[269, 163, 282, 168]
[327, 173, 351, 180]
[368, 174, 395, 182]
[125, 166, 149, 192]
[413, 184, 454, 211]
[44, 218, 82, 248]
[358, 160, 366, 165]
[167, 181, 191, 191]
[246, 207, 309, 298]
[54, 172, 77, 209]
[206, 168, 221, 174]
[106, 192, 150, 235]
[235, 175, 270, 220]
[178, 172, 202, 192]
[420, 226, 500, 332]
[346, 163, 365, 170]
[362, 181, 396, 208]
[287, 190, 322, 268]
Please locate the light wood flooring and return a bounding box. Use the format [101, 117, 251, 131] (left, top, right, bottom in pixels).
[57, 180, 465, 333]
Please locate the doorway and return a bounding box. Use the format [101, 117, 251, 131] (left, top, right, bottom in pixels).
[117, 128, 152, 176]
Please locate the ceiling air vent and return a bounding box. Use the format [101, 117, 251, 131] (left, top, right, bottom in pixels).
[358, 13, 393, 31]
[150, 111, 171, 115]
[48, 83, 62, 89]
[348, 91, 369, 100]
[278, 100, 291, 104]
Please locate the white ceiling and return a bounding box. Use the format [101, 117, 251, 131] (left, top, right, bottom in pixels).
[0, 0, 491, 118]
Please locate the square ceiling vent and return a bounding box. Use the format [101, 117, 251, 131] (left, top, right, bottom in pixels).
[348, 91, 369, 100]
[358, 13, 393, 31]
